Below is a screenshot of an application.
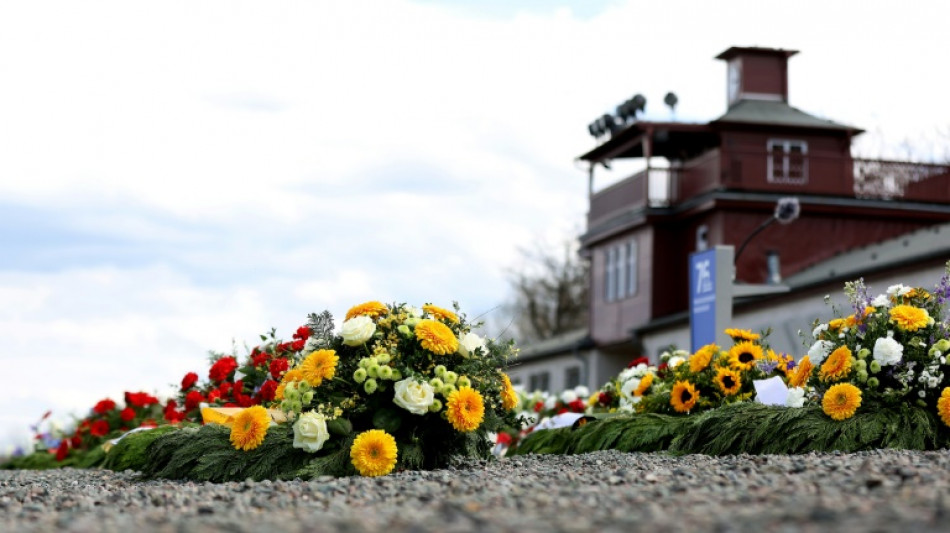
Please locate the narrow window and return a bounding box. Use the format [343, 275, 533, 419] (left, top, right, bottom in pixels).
[625, 239, 638, 296]
[564, 367, 581, 389]
[604, 247, 616, 302]
[767, 139, 808, 184]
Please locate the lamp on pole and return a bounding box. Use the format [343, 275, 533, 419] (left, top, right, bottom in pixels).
[734, 197, 801, 267]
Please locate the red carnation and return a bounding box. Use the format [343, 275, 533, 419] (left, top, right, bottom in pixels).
[209, 356, 238, 382]
[269, 358, 289, 380]
[140, 419, 158, 428]
[185, 390, 204, 411]
[237, 394, 254, 408]
[293, 326, 311, 340]
[251, 350, 269, 368]
[55, 440, 69, 462]
[120, 407, 136, 422]
[598, 392, 613, 406]
[70, 434, 83, 449]
[164, 409, 185, 424]
[568, 399, 586, 412]
[181, 372, 199, 390]
[125, 391, 159, 408]
[275, 342, 293, 355]
[93, 399, 116, 414]
[533, 401, 544, 413]
[89, 419, 110, 437]
[258, 380, 278, 402]
[627, 356, 650, 368]
[217, 381, 232, 397]
[291, 339, 306, 352]
[207, 389, 222, 403]
[495, 432, 513, 445]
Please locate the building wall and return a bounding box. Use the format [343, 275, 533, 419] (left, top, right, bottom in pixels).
[590, 227, 654, 345]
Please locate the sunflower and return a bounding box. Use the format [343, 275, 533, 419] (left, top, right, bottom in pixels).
[500, 373, 519, 411]
[715, 368, 742, 396]
[350, 429, 398, 477]
[275, 368, 304, 401]
[670, 381, 699, 413]
[423, 304, 459, 324]
[724, 328, 760, 341]
[446, 386, 485, 432]
[787, 356, 813, 388]
[229, 406, 270, 451]
[937, 388, 950, 427]
[634, 373, 654, 397]
[415, 320, 459, 355]
[822, 383, 861, 420]
[299, 349, 338, 388]
[344, 301, 389, 321]
[767, 349, 794, 374]
[819, 346, 853, 382]
[889, 305, 930, 332]
[689, 344, 717, 373]
[728, 341, 764, 371]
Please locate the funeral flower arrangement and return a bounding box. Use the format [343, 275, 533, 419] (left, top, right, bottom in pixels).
[795, 269, 950, 423]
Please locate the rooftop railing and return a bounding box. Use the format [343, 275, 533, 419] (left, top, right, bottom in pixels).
[853, 158, 950, 200]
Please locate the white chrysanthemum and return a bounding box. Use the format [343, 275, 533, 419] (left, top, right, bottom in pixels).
[871, 294, 889, 308]
[807, 340, 835, 365]
[785, 387, 806, 408]
[457, 332, 487, 358]
[668, 356, 686, 369]
[618, 368, 636, 382]
[812, 324, 829, 337]
[873, 337, 904, 366]
[574, 386, 590, 398]
[404, 305, 423, 318]
[560, 390, 578, 404]
[620, 378, 640, 400]
[887, 284, 912, 297]
[543, 396, 557, 410]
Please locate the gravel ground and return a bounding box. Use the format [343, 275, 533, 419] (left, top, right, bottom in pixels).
[4, 449, 950, 532]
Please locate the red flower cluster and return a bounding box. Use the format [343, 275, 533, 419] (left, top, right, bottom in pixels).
[209, 356, 238, 383]
[181, 372, 199, 390]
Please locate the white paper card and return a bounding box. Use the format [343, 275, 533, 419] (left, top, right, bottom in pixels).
[753, 376, 789, 406]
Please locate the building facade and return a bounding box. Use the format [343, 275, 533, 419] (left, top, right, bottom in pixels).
[507, 46, 950, 393]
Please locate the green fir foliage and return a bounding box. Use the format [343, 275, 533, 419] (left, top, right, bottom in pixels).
[513, 403, 950, 457]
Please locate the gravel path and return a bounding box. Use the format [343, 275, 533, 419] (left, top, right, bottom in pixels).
[4, 449, 950, 532]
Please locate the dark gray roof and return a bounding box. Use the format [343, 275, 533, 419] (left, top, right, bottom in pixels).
[713, 99, 863, 133]
[516, 328, 591, 361]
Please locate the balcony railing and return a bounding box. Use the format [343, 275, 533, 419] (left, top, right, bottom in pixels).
[853, 158, 950, 200]
[588, 168, 675, 227]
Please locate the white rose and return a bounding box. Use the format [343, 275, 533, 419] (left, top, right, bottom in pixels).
[785, 387, 805, 408]
[807, 340, 835, 365]
[392, 378, 435, 415]
[873, 337, 904, 366]
[457, 332, 487, 358]
[560, 390, 578, 404]
[341, 316, 375, 346]
[292, 411, 330, 453]
[620, 378, 640, 400]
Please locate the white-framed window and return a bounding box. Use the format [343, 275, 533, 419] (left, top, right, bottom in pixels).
[529, 372, 550, 393]
[767, 139, 808, 184]
[604, 238, 638, 302]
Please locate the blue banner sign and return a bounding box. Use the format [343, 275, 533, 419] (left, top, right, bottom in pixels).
[689, 248, 717, 352]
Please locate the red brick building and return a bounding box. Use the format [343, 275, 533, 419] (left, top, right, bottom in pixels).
[508, 46, 950, 393]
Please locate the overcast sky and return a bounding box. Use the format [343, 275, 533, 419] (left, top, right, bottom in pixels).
[2, 0, 948, 451]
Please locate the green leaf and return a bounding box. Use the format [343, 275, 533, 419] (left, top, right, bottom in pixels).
[372, 407, 403, 434]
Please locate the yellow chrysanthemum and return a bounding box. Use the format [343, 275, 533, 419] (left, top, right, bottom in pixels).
[889, 305, 930, 332]
[415, 319, 459, 355]
[634, 373, 654, 397]
[828, 318, 845, 331]
[500, 373, 519, 411]
[715, 368, 742, 396]
[822, 383, 862, 421]
[446, 386, 485, 432]
[670, 381, 699, 413]
[275, 368, 304, 401]
[229, 405, 270, 451]
[937, 388, 950, 427]
[344, 301, 389, 321]
[350, 429, 398, 477]
[728, 341, 764, 371]
[819, 346, 853, 382]
[423, 304, 459, 324]
[300, 349, 338, 388]
[724, 328, 761, 341]
[689, 344, 717, 373]
[787, 355, 813, 388]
